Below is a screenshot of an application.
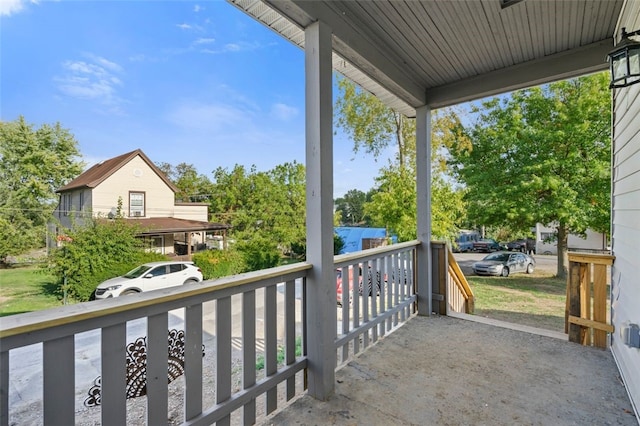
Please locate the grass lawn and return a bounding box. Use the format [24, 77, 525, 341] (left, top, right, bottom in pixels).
[467, 271, 567, 332]
[0, 266, 62, 317]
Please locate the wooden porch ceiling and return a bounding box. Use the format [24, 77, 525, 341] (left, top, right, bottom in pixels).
[228, 0, 623, 115]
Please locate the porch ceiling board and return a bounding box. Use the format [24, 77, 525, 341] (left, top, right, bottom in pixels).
[229, 0, 623, 113]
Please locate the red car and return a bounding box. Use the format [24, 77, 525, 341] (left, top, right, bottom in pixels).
[336, 265, 385, 304]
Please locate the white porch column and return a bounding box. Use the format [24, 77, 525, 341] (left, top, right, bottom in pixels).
[416, 105, 432, 316]
[304, 20, 336, 400]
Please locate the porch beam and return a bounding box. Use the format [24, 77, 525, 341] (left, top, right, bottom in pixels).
[415, 105, 432, 316]
[304, 19, 336, 400]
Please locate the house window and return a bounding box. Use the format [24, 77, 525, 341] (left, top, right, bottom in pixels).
[79, 191, 85, 212]
[129, 192, 145, 217]
[62, 193, 71, 216]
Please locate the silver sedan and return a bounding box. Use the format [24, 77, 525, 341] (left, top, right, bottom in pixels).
[472, 252, 535, 277]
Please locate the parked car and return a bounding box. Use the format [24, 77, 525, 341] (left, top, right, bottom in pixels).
[472, 238, 502, 252]
[336, 264, 385, 304]
[94, 261, 203, 299]
[472, 252, 535, 277]
[507, 238, 536, 254]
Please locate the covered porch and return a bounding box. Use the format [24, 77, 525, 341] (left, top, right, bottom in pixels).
[266, 315, 635, 425]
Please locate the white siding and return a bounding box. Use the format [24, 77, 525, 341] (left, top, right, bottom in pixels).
[91, 156, 175, 218]
[611, 0, 640, 415]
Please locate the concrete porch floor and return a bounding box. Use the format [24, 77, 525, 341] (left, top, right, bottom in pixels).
[263, 315, 637, 425]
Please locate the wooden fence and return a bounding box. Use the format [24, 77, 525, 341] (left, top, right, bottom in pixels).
[565, 252, 615, 348]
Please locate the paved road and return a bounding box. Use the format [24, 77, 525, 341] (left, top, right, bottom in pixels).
[453, 251, 558, 275]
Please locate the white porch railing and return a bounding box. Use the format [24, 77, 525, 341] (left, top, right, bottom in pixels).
[334, 241, 419, 366]
[0, 243, 419, 425]
[0, 263, 310, 426]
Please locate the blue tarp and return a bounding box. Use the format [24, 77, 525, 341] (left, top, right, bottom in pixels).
[335, 227, 397, 254]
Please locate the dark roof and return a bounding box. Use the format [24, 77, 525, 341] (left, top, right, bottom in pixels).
[57, 149, 178, 193]
[130, 217, 231, 235]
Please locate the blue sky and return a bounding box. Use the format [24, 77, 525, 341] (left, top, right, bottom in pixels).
[1, 0, 394, 197]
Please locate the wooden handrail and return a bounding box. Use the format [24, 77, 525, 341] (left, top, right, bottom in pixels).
[446, 246, 474, 314]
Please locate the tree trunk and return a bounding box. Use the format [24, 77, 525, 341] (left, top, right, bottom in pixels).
[556, 224, 569, 279]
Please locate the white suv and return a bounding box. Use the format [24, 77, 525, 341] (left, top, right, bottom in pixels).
[94, 261, 203, 299]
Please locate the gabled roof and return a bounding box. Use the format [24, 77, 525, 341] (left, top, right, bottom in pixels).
[57, 149, 179, 193]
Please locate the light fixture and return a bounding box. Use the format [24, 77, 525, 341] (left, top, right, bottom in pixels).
[607, 27, 640, 89]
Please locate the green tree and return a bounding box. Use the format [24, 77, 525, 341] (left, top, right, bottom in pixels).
[335, 79, 467, 241]
[156, 162, 215, 203]
[0, 116, 84, 261]
[335, 77, 415, 167]
[208, 162, 306, 264]
[334, 189, 369, 225]
[47, 217, 165, 301]
[450, 73, 611, 278]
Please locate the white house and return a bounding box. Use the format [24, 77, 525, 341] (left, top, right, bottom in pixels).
[533, 224, 609, 255]
[53, 149, 229, 255]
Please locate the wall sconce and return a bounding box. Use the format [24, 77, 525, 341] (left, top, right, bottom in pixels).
[607, 27, 640, 89]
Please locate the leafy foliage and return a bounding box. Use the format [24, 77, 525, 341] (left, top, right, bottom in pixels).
[450, 73, 611, 277]
[192, 249, 245, 280]
[334, 79, 467, 242]
[47, 218, 166, 301]
[334, 189, 372, 226]
[156, 162, 215, 203]
[208, 162, 306, 260]
[0, 116, 84, 261]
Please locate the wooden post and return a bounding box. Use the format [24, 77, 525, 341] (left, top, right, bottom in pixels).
[415, 105, 432, 316]
[304, 20, 336, 401]
[568, 262, 582, 343]
[430, 242, 447, 315]
[592, 264, 608, 348]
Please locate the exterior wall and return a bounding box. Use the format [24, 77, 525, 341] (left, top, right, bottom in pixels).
[611, 0, 640, 415]
[53, 188, 92, 229]
[534, 223, 608, 255]
[174, 203, 208, 221]
[91, 156, 175, 218]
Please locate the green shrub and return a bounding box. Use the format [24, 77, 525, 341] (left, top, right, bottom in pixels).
[236, 236, 280, 272]
[192, 249, 245, 280]
[48, 218, 167, 302]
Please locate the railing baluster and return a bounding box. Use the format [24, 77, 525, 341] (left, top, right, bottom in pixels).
[371, 259, 378, 343]
[378, 255, 386, 338]
[265, 284, 277, 414]
[1, 349, 8, 426]
[184, 304, 203, 421]
[386, 255, 393, 332]
[217, 296, 232, 426]
[400, 251, 407, 322]
[43, 335, 74, 425]
[340, 266, 349, 362]
[285, 279, 296, 401]
[147, 313, 168, 426]
[243, 290, 256, 426]
[352, 262, 360, 355]
[101, 323, 127, 425]
[393, 253, 400, 326]
[362, 261, 370, 349]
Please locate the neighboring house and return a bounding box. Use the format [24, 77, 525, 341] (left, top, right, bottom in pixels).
[533, 224, 609, 255]
[53, 149, 229, 256]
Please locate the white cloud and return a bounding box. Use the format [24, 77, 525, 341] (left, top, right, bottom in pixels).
[176, 23, 192, 30]
[54, 55, 125, 109]
[200, 41, 261, 55]
[0, 0, 38, 16]
[270, 103, 298, 121]
[193, 4, 202, 13]
[194, 38, 215, 45]
[167, 102, 252, 133]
